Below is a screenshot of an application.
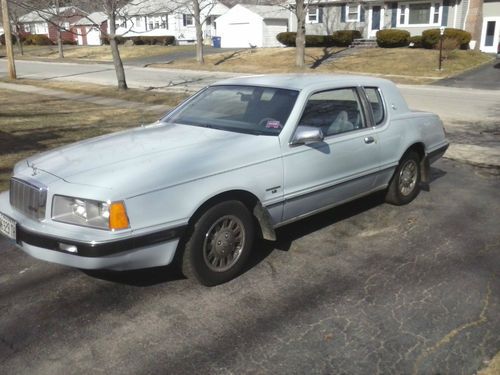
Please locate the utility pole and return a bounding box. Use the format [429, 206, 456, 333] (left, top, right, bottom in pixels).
[1, 0, 17, 79]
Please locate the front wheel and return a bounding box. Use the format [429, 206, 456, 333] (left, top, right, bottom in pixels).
[385, 151, 421, 205]
[181, 200, 255, 286]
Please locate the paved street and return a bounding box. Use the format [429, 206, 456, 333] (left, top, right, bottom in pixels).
[0, 159, 498, 374]
[0, 59, 239, 92]
[2, 59, 499, 124]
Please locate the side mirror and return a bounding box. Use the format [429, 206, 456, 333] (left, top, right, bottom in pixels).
[290, 125, 324, 146]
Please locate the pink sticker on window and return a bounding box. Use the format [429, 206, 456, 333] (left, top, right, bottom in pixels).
[265, 120, 282, 129]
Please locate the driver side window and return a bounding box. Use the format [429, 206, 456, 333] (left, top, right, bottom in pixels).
[300, 88, 366, 136]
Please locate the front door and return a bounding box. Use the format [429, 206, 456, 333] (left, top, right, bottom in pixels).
[480, 17, 500, 53]
[282, 87, 381, 222]
[369, 5, 384, 38]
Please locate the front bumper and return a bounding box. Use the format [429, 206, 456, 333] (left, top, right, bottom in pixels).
[3, 225, 185, 271]
[0, 191, 186, 271]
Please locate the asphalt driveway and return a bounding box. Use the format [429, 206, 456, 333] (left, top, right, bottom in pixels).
[0, 159, 498, 374]
[434, 58, 500, 90]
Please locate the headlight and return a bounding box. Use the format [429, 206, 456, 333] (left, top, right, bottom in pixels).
[52, 195, 129, 231]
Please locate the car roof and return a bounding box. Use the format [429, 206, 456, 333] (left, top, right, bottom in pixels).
[211, 74, 394, 92]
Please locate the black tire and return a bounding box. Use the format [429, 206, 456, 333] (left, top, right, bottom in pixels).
[385, 151, 421, 205]
[181, 200, 255, 286]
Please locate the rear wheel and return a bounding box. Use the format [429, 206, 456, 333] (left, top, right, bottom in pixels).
[385, 151, 421, 205]
[182, 200, 255, 286]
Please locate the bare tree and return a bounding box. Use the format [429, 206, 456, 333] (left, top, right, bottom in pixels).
[171, 0, 218, 64]
[275, 0, 310, 68]
[100, 0, 129, 90]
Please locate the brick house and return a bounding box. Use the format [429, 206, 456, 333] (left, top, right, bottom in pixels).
[18, 6, 87, 44]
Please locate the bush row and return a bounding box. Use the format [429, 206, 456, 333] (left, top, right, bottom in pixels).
[0, 34, 81, 46]
[24, 34, 54, 45]
[421, 28, 471, 49]
[127, 36, 176, 45]
[277, 30, 361, 48]
[101, 35, 176, 46]
[375, 28, 470, 49]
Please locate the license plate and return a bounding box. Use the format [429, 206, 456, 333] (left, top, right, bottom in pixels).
[0, 212, 16, 240]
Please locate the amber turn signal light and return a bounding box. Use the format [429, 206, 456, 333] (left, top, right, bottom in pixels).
[109, 201, 130, 230]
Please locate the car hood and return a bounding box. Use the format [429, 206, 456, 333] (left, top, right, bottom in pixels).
[18, 123, 281, 196]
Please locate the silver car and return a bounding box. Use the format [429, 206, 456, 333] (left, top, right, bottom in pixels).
[0, 74, 448, 285]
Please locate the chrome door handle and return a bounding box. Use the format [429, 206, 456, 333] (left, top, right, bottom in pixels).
[364, 136, 375, 144]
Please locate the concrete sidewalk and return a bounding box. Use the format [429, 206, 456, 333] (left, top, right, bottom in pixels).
[0, 80, 498, 170]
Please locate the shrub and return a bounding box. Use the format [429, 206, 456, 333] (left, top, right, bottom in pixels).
[0, 33, 18, 45]
[409, 35, 422, 48]
[376, 29, 410, 48]
[331, 30, 361, 47]
[277, 32, 296, 47]
[24, 34, 53, 45]
[421, 28, 471, 50]
[306, 35, 336, 47]
[276, 32, 338, 47]
[62, 39, 77, 45]
[128, 36, 176, 46]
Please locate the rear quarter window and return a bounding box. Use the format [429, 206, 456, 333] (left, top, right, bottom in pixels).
[364, 87, 385, 125]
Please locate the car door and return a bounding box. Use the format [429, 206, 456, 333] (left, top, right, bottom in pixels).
[281, 87, 382, 222]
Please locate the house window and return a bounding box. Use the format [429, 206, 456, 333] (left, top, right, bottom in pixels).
[183, 14, 194, 27]
[400, 5, 406, 24]
[398, 2, 441, 26]
[307, 6, 319, 23]
[135, 16, 142, 27]
[24, 24, 31, 33]
[346, 5, 361, 22]
[433, 3, 440, 23]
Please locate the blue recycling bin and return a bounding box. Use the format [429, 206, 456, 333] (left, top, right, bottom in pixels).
[212, 36, 221, 48]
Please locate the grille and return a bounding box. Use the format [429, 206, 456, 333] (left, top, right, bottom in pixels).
[9, 178, 48, 220]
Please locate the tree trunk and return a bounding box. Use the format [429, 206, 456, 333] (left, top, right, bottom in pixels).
[57, 28, 64, 58]
[54, 0, 64, 58]
[295, 0, 306, 68]
[1, 0, 16, 79]
[108, 11, 128, 90]
[193, 0, 204, 64]
[15, 28, 24, 55]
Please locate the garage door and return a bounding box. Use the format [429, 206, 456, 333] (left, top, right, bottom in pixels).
[87, 27, 102, 46]
[220, 23, 258, 48]
[263, 19, 288, 48]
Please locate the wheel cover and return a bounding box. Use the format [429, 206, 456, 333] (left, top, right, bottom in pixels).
[203, 215, 245, 272]
[399, 159, 418, 196]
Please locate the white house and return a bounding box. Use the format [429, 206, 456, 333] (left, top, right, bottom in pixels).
[288, 0, 500, 53]
[481, 0, 500, 53]
[115, 0, 229, 44]
[216, 4, 290, 48]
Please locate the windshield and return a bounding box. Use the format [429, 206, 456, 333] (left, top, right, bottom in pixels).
[162, 85, 299, 136]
